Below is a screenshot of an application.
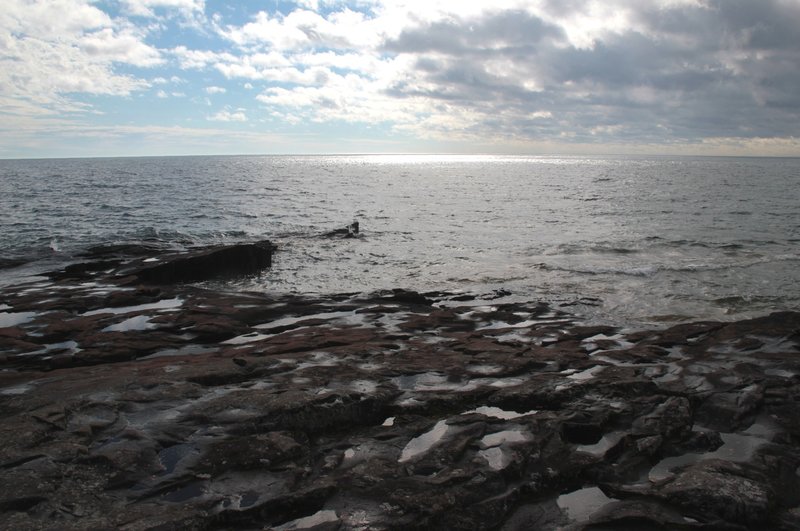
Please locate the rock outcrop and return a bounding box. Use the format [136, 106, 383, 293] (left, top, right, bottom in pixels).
[1, 247, 799, 530]
[135, 240, 274, 283]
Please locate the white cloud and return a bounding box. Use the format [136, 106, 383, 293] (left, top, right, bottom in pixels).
[218, 7, 379, 50]
[0, 0, 160, 117]
[121, 0, 205, 18]
[2, 0, 799, 156]
[80, 28, 162, 66]
[172, 46, 238, 69]
[208, 109, 248, 122]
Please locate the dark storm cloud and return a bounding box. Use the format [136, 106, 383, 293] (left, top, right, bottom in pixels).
[382, 0, 800, 144]
[384, 10, 563, 55]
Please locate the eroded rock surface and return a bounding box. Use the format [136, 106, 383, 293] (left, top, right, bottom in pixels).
[1, 250, 799, 530]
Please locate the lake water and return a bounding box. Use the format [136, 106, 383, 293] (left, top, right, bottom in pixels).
[1, 154, 798, 326]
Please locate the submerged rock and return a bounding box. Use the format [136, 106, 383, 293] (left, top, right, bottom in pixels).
[323, 221, 359, 238]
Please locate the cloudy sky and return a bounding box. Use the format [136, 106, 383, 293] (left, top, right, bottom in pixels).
[2, 0, 799, 158]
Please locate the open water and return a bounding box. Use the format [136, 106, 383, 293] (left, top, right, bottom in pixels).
[1, 154, 798, 326]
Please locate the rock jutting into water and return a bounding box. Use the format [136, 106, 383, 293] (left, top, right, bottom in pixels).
[135, 240, 275, 284]
[0, 245, 799, 530]
[323, 221, 360, 238]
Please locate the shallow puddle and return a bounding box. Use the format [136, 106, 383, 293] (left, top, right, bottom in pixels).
[567, 365, 605, 381]
[254, 311, 355, 331]
[275, 510, 339, 530]
[296, 352, 341, 370]
[479, 429, 529, 448]
[83, 297, 183, 316]
[0, 383, 34, 396]
[0, 311, 37, 327]
[557, 486, 617, 522]
[399, 420, 450, 462]
[392, 372, 464, 392]
[19, 340, 81, 357]
[466, 364, 504, 375]
[577, 431, 625, 457]
[765, 368, 797, 379]
[350, 380, 378, 394]
[158, 443, 198, 476]
[493, 331, 532, 343]
[464, 406, 536, 420]
[477, 318, 571, 331]
[140, 345, 217, 359]
[161, 481, 206, 503]
[478, 447, 510, 470]
[221, 332, 271, 345]
[648, 418, 777, 482]
[392, 372, 524, 393]
[102, 315, 155, 332]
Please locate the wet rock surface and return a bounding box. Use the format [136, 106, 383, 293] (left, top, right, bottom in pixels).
[1, 248, 800, 529]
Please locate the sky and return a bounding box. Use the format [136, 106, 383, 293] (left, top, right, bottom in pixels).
[1, 0, 799, 158]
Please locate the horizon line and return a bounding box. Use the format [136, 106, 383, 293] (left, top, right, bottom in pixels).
[3, 151, 800, 162]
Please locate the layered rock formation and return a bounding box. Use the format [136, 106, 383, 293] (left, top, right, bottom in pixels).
[1, 245, 799, 530]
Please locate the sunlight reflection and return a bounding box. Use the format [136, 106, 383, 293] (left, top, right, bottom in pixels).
[348, 154, 506, 164]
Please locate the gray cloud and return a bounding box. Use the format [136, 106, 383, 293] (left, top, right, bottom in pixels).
[381, 0, 800, 145]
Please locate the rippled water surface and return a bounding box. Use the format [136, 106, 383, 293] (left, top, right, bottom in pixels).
[1, 154, 798, 325]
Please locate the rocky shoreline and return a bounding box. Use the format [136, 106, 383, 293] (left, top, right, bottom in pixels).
[1, 242, 799, 530]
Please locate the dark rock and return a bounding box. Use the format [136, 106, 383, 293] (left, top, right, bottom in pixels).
[0, 258, 27, 270]
[583, 499, 702, 530]
[695, 385, 764, 432]
[197, 432, 306, 475]
[562, 422, 604, 445]
[2, 265, 800, 530]
[380, 288, 434, 306]
[136, 240, 274, 284]
[0, 496, 48, 512]
[323, 221, 359, 238]
[50, 259, 122, 280]
[658, 459, 775, 525]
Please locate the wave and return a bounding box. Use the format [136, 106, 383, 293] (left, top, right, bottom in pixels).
[536, 254, 800, 278]
[546, 236, 788, 258]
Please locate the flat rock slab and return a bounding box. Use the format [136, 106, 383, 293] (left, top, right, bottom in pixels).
[1, 248, 800, 530]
